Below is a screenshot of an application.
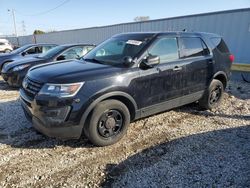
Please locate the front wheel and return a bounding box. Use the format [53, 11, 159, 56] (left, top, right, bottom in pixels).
[199, 79, 224, 110]
[85, 99, 130, 147]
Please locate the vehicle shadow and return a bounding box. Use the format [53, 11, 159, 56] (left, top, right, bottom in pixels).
[101, 125, 250, 187]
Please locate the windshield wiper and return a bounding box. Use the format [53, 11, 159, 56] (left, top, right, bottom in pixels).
[83, 58, 106, 64]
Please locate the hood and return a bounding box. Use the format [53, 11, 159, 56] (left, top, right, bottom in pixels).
[4, 56, 45, 71]
[28, 59, 124, 83]
[0, 51, 16, 57]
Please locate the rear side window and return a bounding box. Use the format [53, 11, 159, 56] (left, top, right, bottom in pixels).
[148, 37, 179, 63]
[211, 37, 229, 53]
[179, 37, 208, 58]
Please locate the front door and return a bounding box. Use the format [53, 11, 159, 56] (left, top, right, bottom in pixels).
[135, 36, 185, 116]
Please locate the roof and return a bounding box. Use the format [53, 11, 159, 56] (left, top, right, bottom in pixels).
[114, 31, 220, 38]
[22, 43, 58, 47]
[60, 43, 96, 47]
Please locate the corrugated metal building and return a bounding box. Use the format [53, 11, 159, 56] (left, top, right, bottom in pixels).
[7, 8, 250, 64]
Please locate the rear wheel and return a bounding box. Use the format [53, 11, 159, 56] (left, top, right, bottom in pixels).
[84, 99, 130, 146]
[199, 79, 224, 110]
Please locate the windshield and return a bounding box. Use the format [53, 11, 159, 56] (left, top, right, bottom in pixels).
[37, 46, 65, 59]
[84, 34, 153, 65]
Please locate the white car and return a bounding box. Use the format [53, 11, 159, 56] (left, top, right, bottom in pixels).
[0, 39, 13, 53]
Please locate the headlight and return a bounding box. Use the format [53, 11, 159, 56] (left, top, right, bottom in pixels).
[39, 82, 84, 97]
[13, 64, 30, 71]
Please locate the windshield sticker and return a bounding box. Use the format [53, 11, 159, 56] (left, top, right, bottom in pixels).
[126, 40, 143, 46]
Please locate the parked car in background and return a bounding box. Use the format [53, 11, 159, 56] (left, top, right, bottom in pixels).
[19, 32, 234, 146]
[1, 44, 95, 87]
[0, 39, 13, 53]
[0, 43, 57, 71]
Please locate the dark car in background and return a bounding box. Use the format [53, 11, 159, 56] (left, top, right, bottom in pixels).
[20, 32, 234, 146]
[0, 43, 57, 71]
[1, 44, 95, 87]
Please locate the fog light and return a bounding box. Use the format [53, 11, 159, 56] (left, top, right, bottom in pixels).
[43, 106, 71, 123]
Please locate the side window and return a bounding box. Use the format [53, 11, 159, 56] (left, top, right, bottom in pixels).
[25, 47, 37, 54]
[179, 37, 208, 58]
[61, 47, 85, 60]
[148, 38, 179, 63]
[41, 45, 55, 53]
[0, 42, 5, 45]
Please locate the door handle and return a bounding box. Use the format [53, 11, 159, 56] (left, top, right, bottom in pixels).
[173, 66, 182, 71]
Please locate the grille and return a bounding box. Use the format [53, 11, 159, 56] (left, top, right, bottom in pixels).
[23, 77, 43, 98]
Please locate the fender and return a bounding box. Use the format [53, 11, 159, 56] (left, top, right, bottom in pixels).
[79, 91, 138, 131]
[213, 71, 228, 81]
[0, 59, 13, 70]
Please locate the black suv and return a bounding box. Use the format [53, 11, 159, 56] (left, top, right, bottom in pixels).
[20, 32, 234, 146]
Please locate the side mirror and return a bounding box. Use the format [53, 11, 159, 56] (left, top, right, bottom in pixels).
[21, 52, 27, 56]
[56, 55, 65, 61]
[141, 55, 160, 68]
[122, 56, 134, 66]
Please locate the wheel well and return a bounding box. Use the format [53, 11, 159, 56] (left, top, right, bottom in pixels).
[1, 60, 12, 70]
[214, 74, 227, 89]
[82, 95, 137, 136]
[103, 96, 136, 121]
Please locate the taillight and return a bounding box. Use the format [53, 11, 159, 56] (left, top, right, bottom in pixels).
[229, 54, 235, 63]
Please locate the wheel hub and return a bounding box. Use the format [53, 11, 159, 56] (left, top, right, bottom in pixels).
[105, 117, 116, 129]
[210, 86, 222, 104]
[98, 109, 123, 138]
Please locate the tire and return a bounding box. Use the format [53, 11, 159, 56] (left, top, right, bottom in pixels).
[199, 79, 224, 110]
[4, 49, 11, 53]
[84, 99, 130, 147]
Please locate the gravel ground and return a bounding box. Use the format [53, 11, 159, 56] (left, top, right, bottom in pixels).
[0, 77, 249, 188]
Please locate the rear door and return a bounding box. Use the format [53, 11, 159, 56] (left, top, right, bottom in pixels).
[178, 37, 213, 96]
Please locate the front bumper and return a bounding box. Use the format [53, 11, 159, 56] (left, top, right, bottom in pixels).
[20, 89, 83, 140]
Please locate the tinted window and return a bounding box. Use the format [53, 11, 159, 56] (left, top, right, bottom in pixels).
[211, 37, 229, 53]
[180, 37, 207, 58]
[148, 38, 179, 63]
[25, 47, 37, 54]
